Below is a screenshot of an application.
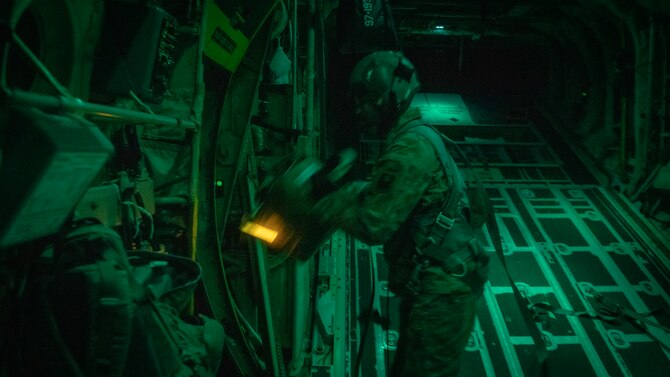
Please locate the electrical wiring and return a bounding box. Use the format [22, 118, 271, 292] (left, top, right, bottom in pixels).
[134, 204, 155, 240]
[121, 200, 154, 240]
[129, 204, 141, 239]
[113, 182, 142, 241]
[111, 182, 155, 242]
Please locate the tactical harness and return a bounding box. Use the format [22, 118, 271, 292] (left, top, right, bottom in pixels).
[398, 122, 488, 288]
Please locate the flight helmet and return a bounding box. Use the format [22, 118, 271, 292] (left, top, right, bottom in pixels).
[348, 51, 421, 128]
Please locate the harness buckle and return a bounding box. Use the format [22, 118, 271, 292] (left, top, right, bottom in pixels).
[435, 212, 455, 230]
[446, 255, 467, 278]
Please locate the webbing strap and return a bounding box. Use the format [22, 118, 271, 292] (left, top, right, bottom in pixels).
[531, 296, 670, 351]
[406, 125, 464, 227]
[487, 211, 549, 376]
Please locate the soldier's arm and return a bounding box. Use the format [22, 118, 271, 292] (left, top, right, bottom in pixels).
[315, 133, 439, 244]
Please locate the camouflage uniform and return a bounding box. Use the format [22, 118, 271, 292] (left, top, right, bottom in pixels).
[315, 107, 488, 377]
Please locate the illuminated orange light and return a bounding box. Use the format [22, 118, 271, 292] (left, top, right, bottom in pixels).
[240, 221, 279, 244]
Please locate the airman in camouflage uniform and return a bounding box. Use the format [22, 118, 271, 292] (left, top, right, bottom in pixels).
[314, 51, 489, 377]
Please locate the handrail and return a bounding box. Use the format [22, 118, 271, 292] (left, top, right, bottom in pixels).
[3, 88, 199, 130]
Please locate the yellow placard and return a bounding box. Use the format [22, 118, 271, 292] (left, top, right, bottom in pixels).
[203, 0, 250, 72]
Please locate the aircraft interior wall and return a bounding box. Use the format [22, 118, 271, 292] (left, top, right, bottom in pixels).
[1, 1, 670, 377]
